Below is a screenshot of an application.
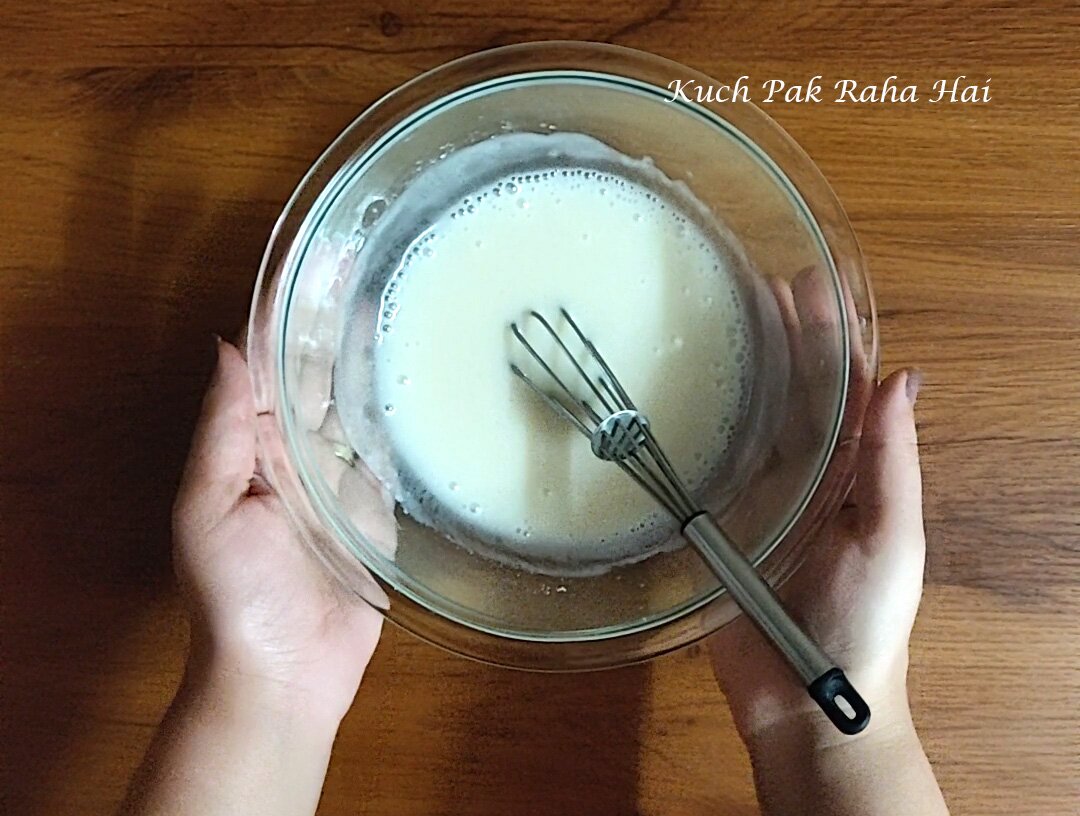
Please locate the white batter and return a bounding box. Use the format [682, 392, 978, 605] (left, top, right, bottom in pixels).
[356, 146, 752, 571]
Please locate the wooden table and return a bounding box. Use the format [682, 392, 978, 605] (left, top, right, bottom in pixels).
[3, 2, 1078, 814]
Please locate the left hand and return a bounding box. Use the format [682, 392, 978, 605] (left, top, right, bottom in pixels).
[172, 338, 383, 726]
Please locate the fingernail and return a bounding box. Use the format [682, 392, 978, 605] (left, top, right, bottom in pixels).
[208, 334, 224, 384]
[905, 368, 923, 405]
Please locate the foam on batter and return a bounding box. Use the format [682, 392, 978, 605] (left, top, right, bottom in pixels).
[336, 134, 753, 573]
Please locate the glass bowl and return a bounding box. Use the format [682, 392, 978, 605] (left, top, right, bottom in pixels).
[247, 41, 877, 670]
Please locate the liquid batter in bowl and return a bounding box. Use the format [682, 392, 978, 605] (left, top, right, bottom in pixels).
[336, 133, 754, 574]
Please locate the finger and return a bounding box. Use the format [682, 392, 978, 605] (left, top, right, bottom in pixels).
[767, 273, 802, 366]
[788, 266, 858, 449]
[854, 368, 924, 546]
[838, 271, 872, 392]
[791, 265, 839, 379]
[174, 339, 257, 532]
[767, 273, 797, 316]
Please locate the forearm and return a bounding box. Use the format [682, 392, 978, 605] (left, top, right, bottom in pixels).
[737, 693, 949, 816]
[120, 653, 340, 816]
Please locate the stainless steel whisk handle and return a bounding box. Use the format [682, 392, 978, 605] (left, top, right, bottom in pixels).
[683, 514, 871, 735]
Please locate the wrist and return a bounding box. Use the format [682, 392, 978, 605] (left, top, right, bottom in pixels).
[737, 679, 916, 757]
[141, 636, 343, 816]
[717, 643, 913, 747]
[183, 633, 348, 738]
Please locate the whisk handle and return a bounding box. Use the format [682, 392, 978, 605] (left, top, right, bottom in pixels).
[683, 513, 871, 736]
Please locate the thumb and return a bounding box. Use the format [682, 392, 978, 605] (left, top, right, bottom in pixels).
[854, 368, 925, 549]
[173, 339, 257, 534]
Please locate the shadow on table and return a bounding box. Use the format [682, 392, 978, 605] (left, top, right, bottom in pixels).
[326, 636, 650, 816]
[445, 664, 648, 815]
[0, 64, 311, 813]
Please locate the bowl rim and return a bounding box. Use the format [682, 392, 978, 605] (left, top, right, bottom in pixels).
[248, 40, 878, 670]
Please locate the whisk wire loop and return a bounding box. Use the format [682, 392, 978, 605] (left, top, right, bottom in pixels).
[509, 310, 699, 520]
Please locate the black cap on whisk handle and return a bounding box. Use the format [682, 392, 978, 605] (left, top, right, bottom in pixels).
[808, 669, 871, 735]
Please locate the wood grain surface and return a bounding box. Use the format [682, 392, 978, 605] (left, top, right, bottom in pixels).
[2, 2, 1078, 814]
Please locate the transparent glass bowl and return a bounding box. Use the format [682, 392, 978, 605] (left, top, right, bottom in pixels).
[248, 41, 877, 670]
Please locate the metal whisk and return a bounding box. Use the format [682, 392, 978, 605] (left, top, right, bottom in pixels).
[509, 308, 870, 736]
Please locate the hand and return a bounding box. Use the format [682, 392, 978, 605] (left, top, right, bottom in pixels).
[710, 262, 925, 746]
[710, 366, 923, 743]
[172, 338, 383, 727]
